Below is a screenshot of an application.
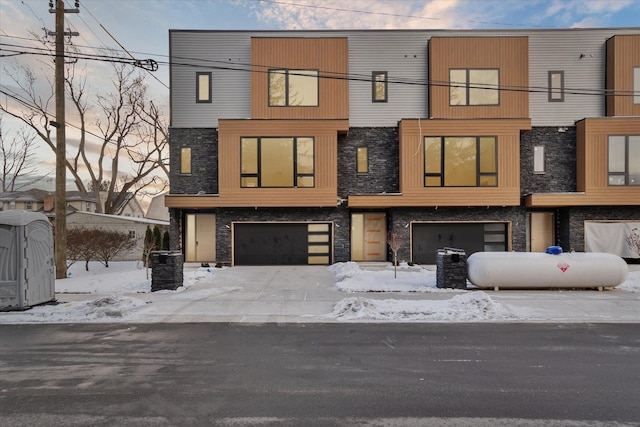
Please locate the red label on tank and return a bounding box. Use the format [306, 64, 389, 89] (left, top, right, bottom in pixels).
[557, 262, 570, 272]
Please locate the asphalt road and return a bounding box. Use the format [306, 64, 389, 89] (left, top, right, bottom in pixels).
[1, 323, 639, 426]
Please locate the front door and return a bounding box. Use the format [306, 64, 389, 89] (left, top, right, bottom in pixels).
[185, 214, 216, 262]
[351, 213, 387, 261]
[530, 212, 554, 252]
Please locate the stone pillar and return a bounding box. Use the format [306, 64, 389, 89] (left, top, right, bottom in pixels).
[151, 251, 184, 292]
[436, 248, 468, 289]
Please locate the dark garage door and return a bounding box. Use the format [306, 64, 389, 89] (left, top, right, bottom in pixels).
[234, 223, 332, 265]
[412, 222, 507, 264]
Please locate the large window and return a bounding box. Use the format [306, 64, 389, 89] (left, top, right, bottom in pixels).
[450, 69, 499, 106]
[424, 136, 498, 187]
[269, 69, 319, 106]
[548, 71, 564, 102]
[196, 72, 211, 103]
[608, 135, 640, 186]
[241, 137, 314, 188]
[372, 71, 387, 102]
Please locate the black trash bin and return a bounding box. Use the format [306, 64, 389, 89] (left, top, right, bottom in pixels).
[436, 247, 467, 289]
[151, 251, 184, 292]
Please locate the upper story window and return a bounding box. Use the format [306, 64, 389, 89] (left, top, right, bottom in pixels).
[241, 137, 315, 188]
[356, 146, 369, 173]
[181, 147, 192, 174]
[372, 71, 387, 102]
[196, 72, 212, 103]
[533, 146, 545, 174]
[25, 201, 33, 211]
[548, 71, 564, 102]
[269, 69, 318, 106]
[424, 136, 498, 187]
[450, 69, 499, 106]
[608, 135, 640, 186]
[634, 67, 639, 104]
[85, 201, 92, 212]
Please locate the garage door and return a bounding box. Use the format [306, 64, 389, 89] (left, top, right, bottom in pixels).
[412, 222, 507, 264]
[233, 223, 332, 265]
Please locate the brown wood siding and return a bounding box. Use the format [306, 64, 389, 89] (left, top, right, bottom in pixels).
[606, 35, 640, 117]
[429, 37, 529, 119]
[251, 38, 349, 120]
[527, 117, 640, 207]
[349, 118, 531, 208]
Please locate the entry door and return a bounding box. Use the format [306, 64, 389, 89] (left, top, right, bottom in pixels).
[351, 213, 387, 261]
[185, 214, 216, 262]
[530, 212, 554, 252]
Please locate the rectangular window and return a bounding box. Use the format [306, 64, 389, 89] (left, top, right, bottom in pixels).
[86, 201, 91, 212]
[634, 67, 640, 104]
[424, 136, 498, 187]
[534, 146, 545, 174]
[356, 147, 368, 173]
[450, 69, 499, 106]
[181, 147, 192, 174]
[372, 71, 387, 102]
[268, 69, 318, 106]
[548, 71, 564, 102]
[196, 72, 211, 103]
[241, 137, 314, 188]
[608, 135, 640, 186]
[25, 201, 33, 211]
[128, 230, 136, 239]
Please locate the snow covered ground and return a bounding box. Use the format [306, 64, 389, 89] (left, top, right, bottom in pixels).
[0, 260, 638, 324]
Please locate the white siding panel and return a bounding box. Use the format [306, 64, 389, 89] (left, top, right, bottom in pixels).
[170, 32, 252, 128]
[529, 28, 640, 127]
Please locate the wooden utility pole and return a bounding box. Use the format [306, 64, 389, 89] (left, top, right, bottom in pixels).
[50, 0, 78, 279]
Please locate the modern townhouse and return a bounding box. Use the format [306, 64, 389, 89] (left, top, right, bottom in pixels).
[166, 28, 640, 265]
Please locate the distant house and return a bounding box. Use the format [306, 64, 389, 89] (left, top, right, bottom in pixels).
[66, 211, 169, 261]
[0, 189, 98, 215]
[145, 192, 170, 221]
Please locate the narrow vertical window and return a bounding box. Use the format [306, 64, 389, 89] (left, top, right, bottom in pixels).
[356, 147, 368, 173]
[548, 71, 564, 102]
[372, 72, 387, 102]
[196, 72, 212, 103]
[534, 146, 545, 174]
[181, 147, 192, 174]
[634, 67, 640, 104]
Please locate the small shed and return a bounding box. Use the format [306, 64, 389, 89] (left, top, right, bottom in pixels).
[0, 211, 55, 310]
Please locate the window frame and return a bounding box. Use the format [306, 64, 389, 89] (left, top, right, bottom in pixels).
[548, 71, 565, 102]
[372, 71, 388, 103]
[356, 146, 369, 173]
[268, 69, 319, 107]
[240, 137, 315, 188]
[533, 145, 545, 174]
[180, 147, 192, 175]
[634, 67, 640, 105]
[608, 135, 640, 186]
[424, 136, 498, 187]
[449, 68, 500, 106]
[196, 72, 212, 103]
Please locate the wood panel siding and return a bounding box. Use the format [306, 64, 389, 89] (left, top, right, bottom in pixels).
[526, 116, 640, 207]
[606, 35, 640, 117]
[170, 119, 346, 208]
[429, 37, 529, 119]
[348, 118, 531, 208]
[251, 38, 349, 120]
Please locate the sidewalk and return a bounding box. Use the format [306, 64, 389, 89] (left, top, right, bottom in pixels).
[54, 264, 640, 324]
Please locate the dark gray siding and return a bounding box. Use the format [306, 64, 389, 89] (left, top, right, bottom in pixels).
[169, 128, 218, 195]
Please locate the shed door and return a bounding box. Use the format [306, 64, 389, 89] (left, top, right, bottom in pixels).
[24, 220, 54, 306]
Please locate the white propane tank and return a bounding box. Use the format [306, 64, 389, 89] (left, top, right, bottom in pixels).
[467, 252, 629, 289]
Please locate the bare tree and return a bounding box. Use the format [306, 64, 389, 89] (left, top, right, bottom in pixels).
[0, 117, 42, 191]
[387, 230, 407, 278]
[94, 229, 136, 268]
[0, 43, 169, 213]
[66, 227, 98, 271]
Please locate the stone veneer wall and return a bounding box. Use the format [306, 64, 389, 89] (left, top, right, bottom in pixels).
[169, 128, 218, 195]
[562, 207, 640, 252]
[520, 126, 576, 196]
[338, 127, 399, 197]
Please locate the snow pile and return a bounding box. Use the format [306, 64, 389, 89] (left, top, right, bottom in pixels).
[329, 261, 460, 293]
[619, 267, 640, 292]
[330, 292, 518, 322]
[13, 295, 147, 322]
